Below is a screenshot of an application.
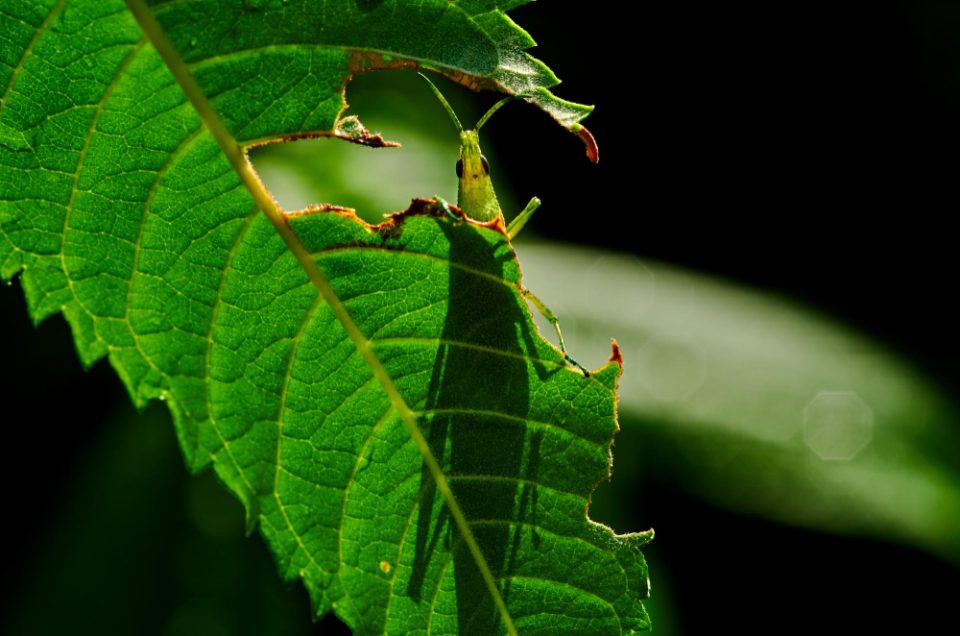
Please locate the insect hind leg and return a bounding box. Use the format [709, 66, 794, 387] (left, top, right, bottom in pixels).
[431, 196, 462, 223]
[521, 287, 590, 377]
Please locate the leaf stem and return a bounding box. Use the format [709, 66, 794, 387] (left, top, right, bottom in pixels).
[124, 2, 517, 633]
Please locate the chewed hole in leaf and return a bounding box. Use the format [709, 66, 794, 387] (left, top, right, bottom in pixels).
[248, 130, 450, 223]
[248, 72, 514, 222]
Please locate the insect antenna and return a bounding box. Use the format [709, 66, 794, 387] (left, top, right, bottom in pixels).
[418, 72, 463, 132]
[475, 95, 517, 131]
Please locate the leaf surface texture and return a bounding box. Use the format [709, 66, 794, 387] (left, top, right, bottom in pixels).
[0, 1, 649, 633]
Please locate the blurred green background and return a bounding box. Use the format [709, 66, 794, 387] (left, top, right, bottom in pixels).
[3, 2, 960, 634]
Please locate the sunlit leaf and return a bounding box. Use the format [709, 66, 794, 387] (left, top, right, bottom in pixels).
[0, 1, 649, 633]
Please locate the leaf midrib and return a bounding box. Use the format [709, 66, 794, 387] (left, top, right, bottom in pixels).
[124, 1, 519, 633]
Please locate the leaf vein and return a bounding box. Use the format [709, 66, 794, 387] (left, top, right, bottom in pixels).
[204, 211, 259, 495]
[123, 124, 207, 399]
[419, 406, 602, 453]
[58, 39, 146, 348]
[0, 0, 66, 113]
[335, 404, 395, 632]
[313, 242, 515, 291]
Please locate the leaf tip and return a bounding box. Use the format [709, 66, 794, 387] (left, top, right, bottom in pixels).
[572, 124, 599, 163]
[609, 338, 623, 367]
[628, 527, 656, 547]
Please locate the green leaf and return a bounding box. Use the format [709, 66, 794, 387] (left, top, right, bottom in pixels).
[0, 1, 648, 634]
[519, 243, 960, 563]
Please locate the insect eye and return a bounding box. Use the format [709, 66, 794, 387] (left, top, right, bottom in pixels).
[456, 158, 463, 178]
[481, 155, 490, 175]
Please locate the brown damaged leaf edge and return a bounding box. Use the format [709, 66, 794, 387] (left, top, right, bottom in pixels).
[582, 337, 636, 539]
[344, 51, 598, 159]
[573, 124, 600, 163]
[246, 119, 401, 151]
[283, 197, 508, 239]
[284, 202, 356, 217]
[244, 143, 507, 237]
[346, 51, 421, 75]
[346, 52, 499, 93]
[333, 115, 401, 148]
[590, 340, 626, 528]
[608, 339, 624, 367]
[582, 337, 655, 556]
[378, 199, 509, 239]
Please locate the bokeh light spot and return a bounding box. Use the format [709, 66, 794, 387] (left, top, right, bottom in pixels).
[802, 390, 874, 460]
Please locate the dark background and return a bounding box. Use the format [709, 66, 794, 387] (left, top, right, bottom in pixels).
[504, 1, 960, 392]
[2, 1, 959, 633]
[505, 3, 960, 631]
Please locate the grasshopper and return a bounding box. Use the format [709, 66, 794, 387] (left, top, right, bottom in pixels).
[419, 73, 588, 376]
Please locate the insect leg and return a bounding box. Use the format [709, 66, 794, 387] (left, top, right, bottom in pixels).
[431, 196, 462, 224]
[521, 287, 590, 376]
[506, 197, 542, 240]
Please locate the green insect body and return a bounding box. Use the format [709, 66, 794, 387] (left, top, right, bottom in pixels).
[418, 73, 539, 235]
[456, 129, 500, 223]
